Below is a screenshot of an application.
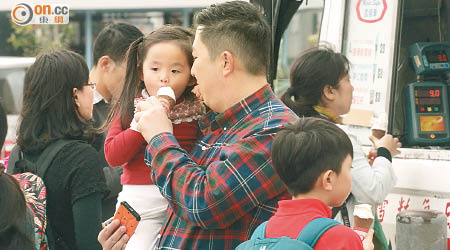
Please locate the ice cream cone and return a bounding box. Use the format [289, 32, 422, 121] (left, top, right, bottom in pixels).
[371, 112, 387, 139]
[353, 204, 374, 241]
[157, 86, 176, 111]
[372, 129, 386, 139]
[354, 216, 374, 230]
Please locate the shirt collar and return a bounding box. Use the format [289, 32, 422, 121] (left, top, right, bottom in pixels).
[93, 90, 107, 104]
[199, 84, 274, 133]
[277, 199, 332, 218]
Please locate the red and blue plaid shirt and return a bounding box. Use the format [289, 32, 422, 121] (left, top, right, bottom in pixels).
[145, 85, 297, 250]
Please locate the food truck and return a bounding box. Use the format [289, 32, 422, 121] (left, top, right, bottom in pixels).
[317, 0, 450, 248]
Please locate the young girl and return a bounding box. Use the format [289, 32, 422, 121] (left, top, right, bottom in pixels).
[281, 45, 401, 228]
[104, 26, 205, 250]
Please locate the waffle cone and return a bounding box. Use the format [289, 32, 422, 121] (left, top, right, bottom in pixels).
[353, 216, 373, 230]
[372, 129, 386, 139]
[158, 95, 176, 110]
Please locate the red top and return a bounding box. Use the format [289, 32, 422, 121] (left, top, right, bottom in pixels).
[266, 199, 364, 250]
[105, 115, 199, 185]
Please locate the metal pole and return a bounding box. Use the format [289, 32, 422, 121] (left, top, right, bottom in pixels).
[85, 10, 93, 69]
[182, 9, 190, 27]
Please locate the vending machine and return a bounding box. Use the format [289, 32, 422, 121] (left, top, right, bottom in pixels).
[404, 42, 450, 146]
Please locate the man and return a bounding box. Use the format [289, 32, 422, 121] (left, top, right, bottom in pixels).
[89, 22, 143, 220]
[135, 1, 297, 249]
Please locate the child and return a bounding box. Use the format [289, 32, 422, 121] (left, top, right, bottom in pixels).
[267, 117, 371, 249]
[281, 46, 400, 227]
[103, 26, 205, 250]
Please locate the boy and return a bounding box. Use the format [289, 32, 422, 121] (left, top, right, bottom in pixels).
[268, 117, 373, 249]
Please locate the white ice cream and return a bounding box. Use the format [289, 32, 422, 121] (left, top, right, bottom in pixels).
[354, 204, 374, 219]
[157, 86, 176, 102]
[371, 112, 387, 131]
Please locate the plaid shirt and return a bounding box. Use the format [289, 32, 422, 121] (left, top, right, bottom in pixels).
[145, 85, 297, 250]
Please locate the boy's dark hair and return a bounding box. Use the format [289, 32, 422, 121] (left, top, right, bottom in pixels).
[93, 22, 143, 66]
[104, 25, 195, 130]
[17, 50, 95, 154]
[281, 45, 350, 117]
[272, 117, 353, 195]
[194, 1, 270, 76]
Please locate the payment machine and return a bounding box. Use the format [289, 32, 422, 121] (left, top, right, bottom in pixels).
[404, 42, 450, 146]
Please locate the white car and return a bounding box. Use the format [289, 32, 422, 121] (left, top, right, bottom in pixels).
[0, 56, 35, 158]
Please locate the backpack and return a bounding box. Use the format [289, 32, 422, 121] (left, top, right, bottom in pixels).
[7, 139, 78, 250]
[236, 218, 340, 250]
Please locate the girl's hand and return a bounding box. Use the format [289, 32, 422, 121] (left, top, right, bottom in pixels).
[369, 134, 401, 157]
[367, 147, 377, 166]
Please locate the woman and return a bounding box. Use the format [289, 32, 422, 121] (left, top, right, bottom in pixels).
[281, 45, 401, 227]
[0, 103, 35, 250]
[16, 50, 107, 249]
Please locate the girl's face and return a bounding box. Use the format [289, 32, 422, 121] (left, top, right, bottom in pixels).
[140, 42, 193, 100]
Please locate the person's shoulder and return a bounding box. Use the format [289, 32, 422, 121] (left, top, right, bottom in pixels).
[55, 140, 100, 165]
[254, 98, 297, 129]
[61, 140, 95, 152]
[317, 224, 362, 247]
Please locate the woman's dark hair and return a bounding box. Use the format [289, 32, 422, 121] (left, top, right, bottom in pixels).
[272, 117, 353, 195]
[281, 45, 350, 117]
[0, 166, 35, 250]
[17, 50, 95, 153]
[104, 25, 195, 130]
[0, 103, 6, 150]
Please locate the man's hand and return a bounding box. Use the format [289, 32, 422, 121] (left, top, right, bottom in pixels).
[135, 96, 173, 143]
[98, 219, 128, 250]
[362, 229, 374, 250]
[369, 134, 401, 157]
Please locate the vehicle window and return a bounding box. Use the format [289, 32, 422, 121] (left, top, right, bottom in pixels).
[274, 0, 324, 96]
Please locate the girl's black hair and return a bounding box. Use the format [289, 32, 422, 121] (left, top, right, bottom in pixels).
[104, 25, 195, 130]
[17, 50, 96, 153]
[0, 167, 35, 250]
[281, 45, 350, 117]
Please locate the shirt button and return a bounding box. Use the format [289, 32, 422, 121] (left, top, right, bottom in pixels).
[202, 146, 206, 150]
[223, 127, 227, 131]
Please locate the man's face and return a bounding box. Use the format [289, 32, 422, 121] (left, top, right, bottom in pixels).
[105, 60, 127, 101]
[191, 28, 222, 111]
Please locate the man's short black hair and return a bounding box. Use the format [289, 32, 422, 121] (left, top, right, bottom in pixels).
[194, 1, 270, 76]
[272, 117, 353, 195]
[93, 22, 143, 66]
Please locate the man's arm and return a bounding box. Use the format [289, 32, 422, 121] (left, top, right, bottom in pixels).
[145, 127, 285, 229]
